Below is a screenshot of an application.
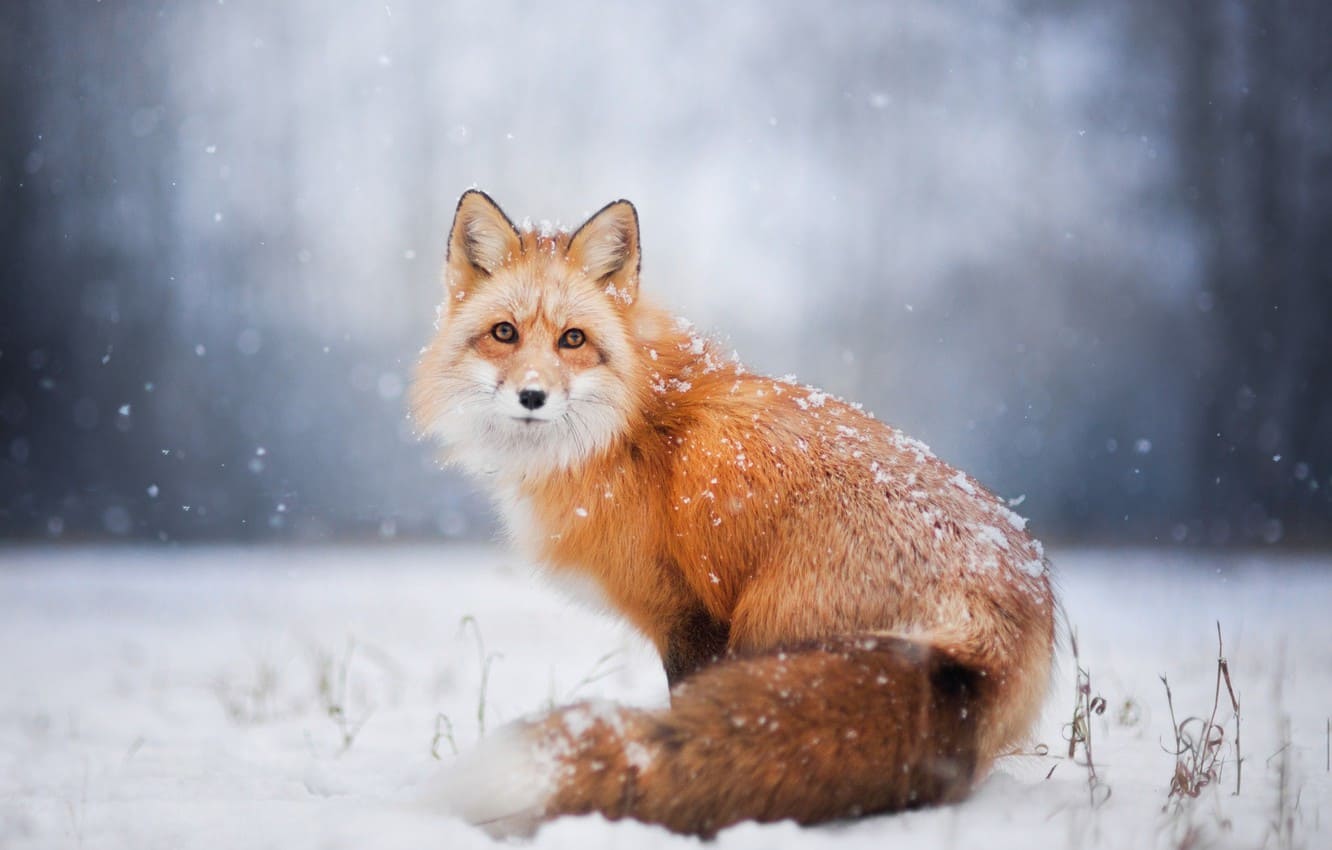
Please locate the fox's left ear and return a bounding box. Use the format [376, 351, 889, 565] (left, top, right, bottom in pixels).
[567, 200, 641, 305]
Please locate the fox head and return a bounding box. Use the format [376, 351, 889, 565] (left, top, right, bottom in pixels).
[411, 190, 653, 478]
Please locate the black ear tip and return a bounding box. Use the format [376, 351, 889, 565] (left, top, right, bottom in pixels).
[451, 189, 521, 246]
[457, 188, 499, 212]
[588, 198, 636, 220]
[605, 199, 640, 235]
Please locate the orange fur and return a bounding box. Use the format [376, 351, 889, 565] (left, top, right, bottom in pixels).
[411, 191, 1056, 837]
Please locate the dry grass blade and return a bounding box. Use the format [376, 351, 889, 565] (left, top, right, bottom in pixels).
[431, 712, 458, 759]
[318, 638, 374, 752]
[458, 615, 502, 738]
[563, 650, 625, 702]
[1159, 623, 1242, 808]
[1267, 717, 1300, 850]
[1063, 628, 1111, 808]
[1214, 622, 1241, 795]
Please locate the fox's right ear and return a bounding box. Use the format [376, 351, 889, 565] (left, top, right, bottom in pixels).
[567, 199, 641, 307]
[446, 190, 523, 299]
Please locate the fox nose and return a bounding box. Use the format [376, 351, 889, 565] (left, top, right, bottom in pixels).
[518, 388, 547, 411]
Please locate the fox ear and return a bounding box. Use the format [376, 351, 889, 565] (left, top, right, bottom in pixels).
[567, 200, 640, 305]
[446, 190, 522, 297]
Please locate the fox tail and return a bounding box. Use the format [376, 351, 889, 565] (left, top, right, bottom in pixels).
[431, 634, 1003, 837]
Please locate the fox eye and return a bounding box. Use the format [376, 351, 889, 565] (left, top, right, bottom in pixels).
[559, 328, 586, 349]
[491, 322, 518, 343]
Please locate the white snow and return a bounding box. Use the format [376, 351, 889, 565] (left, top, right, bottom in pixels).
[949, 471, 976, 495]
[970, 523, 1010, 551]
[604, 283, 634, 305]
[1019, 557, 1047, 578]
[0, 545, 1328, 849]
[796, 391, 828, 410]
[996, 504, 1029, 531]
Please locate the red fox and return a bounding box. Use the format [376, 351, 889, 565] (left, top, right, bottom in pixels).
[410, 190, 1056, 837]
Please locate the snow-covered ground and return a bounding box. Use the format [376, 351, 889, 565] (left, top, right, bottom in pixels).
[0, 545, 1327, 849]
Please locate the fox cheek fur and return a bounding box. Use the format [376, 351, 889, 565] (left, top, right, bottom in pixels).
[411, 190, 1057, 838]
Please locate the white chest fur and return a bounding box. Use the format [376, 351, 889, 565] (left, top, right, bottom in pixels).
[492, 487, 612, 614]
[494, 488, 544, 561]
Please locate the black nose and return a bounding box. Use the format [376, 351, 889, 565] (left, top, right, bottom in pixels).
[518, 388, 547, 410]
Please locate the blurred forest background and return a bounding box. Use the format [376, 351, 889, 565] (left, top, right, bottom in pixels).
[1, 0, 1328, 547]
